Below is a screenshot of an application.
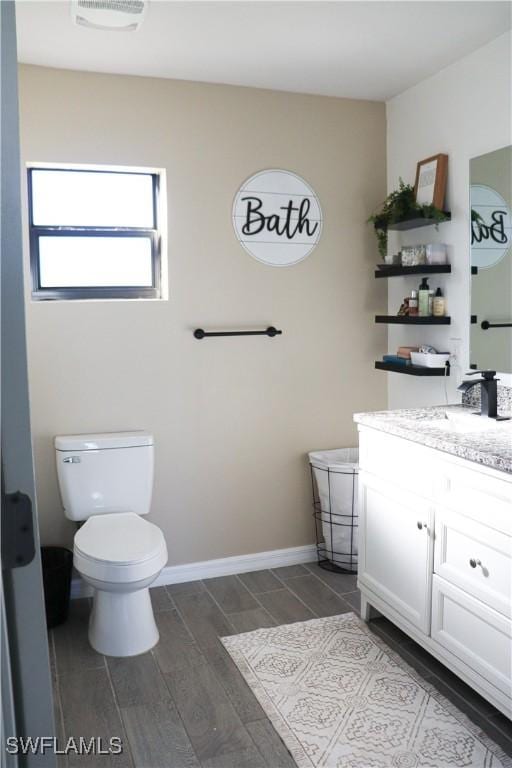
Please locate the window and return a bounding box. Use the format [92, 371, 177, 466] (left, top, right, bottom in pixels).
[28, 165, 164, 300]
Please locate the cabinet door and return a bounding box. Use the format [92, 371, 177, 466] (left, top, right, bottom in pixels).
[358, 471, 434, 633]
[432, 576, 512, 699]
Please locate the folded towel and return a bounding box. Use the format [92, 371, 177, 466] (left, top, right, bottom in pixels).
[397, 346, 419, 359]
[383, 354, 410, 366]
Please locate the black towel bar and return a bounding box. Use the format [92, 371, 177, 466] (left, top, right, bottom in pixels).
[194, 326, 282, 339]
[481, 321, 512, 330]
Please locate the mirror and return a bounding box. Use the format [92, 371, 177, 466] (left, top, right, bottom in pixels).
[470, 145, 512, 373]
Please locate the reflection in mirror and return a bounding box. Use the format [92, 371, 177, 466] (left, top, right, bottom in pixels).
[470, 146, 512, 374]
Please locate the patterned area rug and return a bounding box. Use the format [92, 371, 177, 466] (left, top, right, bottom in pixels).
[222, 613, 512, 768]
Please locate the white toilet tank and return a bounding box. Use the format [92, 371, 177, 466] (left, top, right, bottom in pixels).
[55, 431, 154, 521]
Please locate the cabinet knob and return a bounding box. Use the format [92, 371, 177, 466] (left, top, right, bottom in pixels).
[469, 558, 482, 569]
[417, 521, 428, 530]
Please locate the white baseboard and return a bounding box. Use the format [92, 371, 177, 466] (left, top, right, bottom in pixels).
[71, 543, 317, 600]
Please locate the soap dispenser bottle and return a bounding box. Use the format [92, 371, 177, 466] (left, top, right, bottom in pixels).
[418, 277, 430, 317]
[433, 287, 446, 317]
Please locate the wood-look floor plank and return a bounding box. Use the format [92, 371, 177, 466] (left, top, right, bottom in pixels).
[246, 720, 297, 768]
[59, 668, 133, 767]
[121, 700, 200, 768]
[286, 574, 351, 616]
[343, 590, 361, 615]
[166, 580, 205, 597]
[153, 609, 205, 674]
[200, 746, 266, 768]
[203, 575, 258, 613]
[52, 680, 68, 768]
[165, 663, 254, 761]
[53, 599, 105, 677]
[271, 565, 308, 580]
[229, 608, 276, 633]
[108, 652, 171, 707]
[256, 589, 314, 624]
[285, 574, 351, 617]
[305, 563, 358, 594]
[173, 592, 234, 649]
[150, 586, 175, 612]
[237, 570, 282, 595]
[203, 644, 265, 724]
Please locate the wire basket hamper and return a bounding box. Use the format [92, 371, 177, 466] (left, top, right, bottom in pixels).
[309, 448, 359, 574]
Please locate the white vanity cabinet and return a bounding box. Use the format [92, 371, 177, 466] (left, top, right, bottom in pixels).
[358, 472, 434, 633]
[357, 425, 512, 718]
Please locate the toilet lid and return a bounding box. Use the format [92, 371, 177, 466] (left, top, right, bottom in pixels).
[75, 512, 166, 565]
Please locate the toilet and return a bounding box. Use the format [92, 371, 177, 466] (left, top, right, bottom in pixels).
[55, 431, 167, 657]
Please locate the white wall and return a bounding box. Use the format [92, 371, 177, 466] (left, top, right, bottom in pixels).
[19, 65, 387, 561]
[386, 32, 512, 409]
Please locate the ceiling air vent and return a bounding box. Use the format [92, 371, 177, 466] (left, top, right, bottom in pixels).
[71, 0, 148, 31]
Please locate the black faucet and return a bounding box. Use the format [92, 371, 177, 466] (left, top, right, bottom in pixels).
[457, 370, 505, 419]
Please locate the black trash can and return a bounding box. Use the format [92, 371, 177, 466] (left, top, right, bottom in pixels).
[41, 547, 73, 628]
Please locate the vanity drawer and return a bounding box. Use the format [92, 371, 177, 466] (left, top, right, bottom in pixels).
[435, 509, 512, 617]
[441, 463, 512, 535]
[432, 575, 512, 699]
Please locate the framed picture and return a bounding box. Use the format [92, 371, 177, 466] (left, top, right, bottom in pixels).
[414, 153, 448, 209]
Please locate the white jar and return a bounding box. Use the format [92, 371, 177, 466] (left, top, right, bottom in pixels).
[426, 243, 448, 265]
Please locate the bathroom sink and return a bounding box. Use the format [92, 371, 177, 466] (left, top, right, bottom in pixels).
[422, 412, 510, 434]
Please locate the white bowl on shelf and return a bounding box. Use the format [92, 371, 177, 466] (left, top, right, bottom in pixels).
[410, 352, 450, 368]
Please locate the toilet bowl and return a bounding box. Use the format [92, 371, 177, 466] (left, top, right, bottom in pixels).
[74, 512, 167, 656]
[55, 431, 167, 657]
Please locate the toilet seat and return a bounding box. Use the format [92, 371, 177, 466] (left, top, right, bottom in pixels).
[74, 512, 167, 583]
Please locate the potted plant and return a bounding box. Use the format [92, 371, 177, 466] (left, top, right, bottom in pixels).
[368, 178, 449, 260]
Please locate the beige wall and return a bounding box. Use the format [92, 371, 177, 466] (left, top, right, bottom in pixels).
[18, 64, 387, 564]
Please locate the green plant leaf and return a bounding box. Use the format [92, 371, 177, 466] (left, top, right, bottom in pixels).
[367, 178, 448, 259]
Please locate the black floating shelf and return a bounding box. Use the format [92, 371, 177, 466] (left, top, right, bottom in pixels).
[375, 264, 451, 279]
[375, 361, 450, 377]
[387, 212, 451, 232]
[375, 315, 451, 325]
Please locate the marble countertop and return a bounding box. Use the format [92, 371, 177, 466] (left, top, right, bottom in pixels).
[353, 404, 512, 475]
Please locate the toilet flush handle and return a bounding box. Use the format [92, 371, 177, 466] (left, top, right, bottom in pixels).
[63, 456, 81, 464]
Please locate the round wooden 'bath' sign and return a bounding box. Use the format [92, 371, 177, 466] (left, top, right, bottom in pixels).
[232, 169, 323, 266]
